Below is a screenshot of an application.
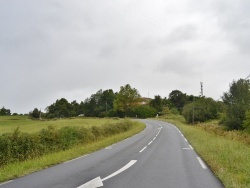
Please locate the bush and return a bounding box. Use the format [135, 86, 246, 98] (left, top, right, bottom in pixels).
[183, 97, 220, 124]
[0, 120, 135, 166]
[243, 110, 250, 131]
[132, 105, 157, 118]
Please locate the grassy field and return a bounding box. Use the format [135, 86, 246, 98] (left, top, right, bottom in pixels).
[159, 115, 250, 188]
[0, 116, 145, 183]
[0, 116, 122, 134]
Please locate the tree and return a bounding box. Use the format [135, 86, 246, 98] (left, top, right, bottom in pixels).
[0, 107, 11, 116]
[29, 108, 40, 119]
[222, 79, 250, 130]
[182, 97, 220, 123]
[132, 105, 157, 118]
[114, 84, 141, 116]
[46, 98, 72, 118]
[168, 90, 188, 112]
[149, 95, 163, 112]
[82, 89, 116, 117]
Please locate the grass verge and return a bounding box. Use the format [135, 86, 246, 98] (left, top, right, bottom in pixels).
[0, 121, 145, 183]
[159, 115, 250, 188]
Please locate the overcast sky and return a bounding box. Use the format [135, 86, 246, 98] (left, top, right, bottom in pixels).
[1, 0, 250, 114]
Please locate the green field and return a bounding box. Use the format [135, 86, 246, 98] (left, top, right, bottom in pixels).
[0, 116, 121, 134]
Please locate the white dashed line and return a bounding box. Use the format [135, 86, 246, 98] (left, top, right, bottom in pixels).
[139, 146, 147, 153]
[197, 157, 207, 169]
[148, 141, 153, 145]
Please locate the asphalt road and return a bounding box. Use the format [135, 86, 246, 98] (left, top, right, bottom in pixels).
[0, 120, 224, 188]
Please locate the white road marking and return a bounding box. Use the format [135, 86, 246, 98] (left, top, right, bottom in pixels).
[64, 155, 89, 163]
[78, 160, 137, 188]
[148, 141, 153, 145]
[197, 157, 207, 169]
[153, 137, 156, 140]
[189, 145, 193, 150]
[0, 180, 13, 186]
[139, 146, 147, 153]
[102, 160, 137, 181]
[183, 148, 192, 150]
[77, 177, 103, 188]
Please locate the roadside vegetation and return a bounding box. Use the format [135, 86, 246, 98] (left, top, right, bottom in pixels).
[0, 117, 145, 182]
[159, 114, 250, 188]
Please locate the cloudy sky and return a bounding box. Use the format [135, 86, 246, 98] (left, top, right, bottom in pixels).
[1, 0, 250, 113]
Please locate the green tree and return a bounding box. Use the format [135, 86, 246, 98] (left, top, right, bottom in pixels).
[82, 89, 116, 117]
[149, 95, 163, 112]
[46, 98, 72, 118]
[168, 90, 188, 112]
[29, 108, 40, 119]
[0, 107, 11, 116]
[183, 97, 220, 123]
[132, 105, 157, 118]
[222, 79, 250, 130]
[114, 84, 141, 117]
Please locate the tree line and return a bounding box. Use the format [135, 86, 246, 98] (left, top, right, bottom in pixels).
[2, 78, 250, 131]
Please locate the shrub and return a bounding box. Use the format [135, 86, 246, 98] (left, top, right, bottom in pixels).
[243, 110, 250, 131]
[132, 105, 157, 118]
[0, 120, 135, 166]
[183, 97, 220, 124]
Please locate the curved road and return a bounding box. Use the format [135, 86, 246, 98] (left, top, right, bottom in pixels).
[0, 120, 224, 188]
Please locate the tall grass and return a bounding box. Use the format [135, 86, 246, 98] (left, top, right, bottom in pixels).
[0, 120, 145, 183]
[0, 119, 135, 166]
[0, 116, 121, 134]
[160, 115, 250, 188]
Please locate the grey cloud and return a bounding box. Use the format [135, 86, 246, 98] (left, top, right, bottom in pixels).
[0, 0, 249, 113]
[164, 25, 198, 44]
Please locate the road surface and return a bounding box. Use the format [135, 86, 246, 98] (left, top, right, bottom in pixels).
[0, 120, 224, 188]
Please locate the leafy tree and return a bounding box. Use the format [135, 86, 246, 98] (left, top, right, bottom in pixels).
[114, 84, 141, 117]
[101, 89, 116, 112]
[132, 105, 157, 118]
[46, 98, 72, 118]
[149, 95, 163, 112]
[168, 90, 188, 112]
[83, 89, 116, 117]
[0, 107, 11, 116]
[183, 97, 220, 123]
[29, 108, 40, 119]
[222, 79, 250, 130]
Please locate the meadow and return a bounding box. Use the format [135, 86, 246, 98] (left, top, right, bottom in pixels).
[0, 116, 121, 134]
